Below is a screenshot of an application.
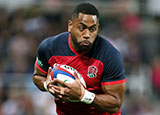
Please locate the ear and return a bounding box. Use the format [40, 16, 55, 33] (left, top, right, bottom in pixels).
[68, 20, 72, 32]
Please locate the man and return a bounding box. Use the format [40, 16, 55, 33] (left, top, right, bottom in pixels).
[33, 3, 126, 115]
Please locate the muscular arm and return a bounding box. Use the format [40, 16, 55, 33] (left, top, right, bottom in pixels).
[32, 63, 48, 91]
[33, 62, 64, 101]
[92, 82, 126, 113]
[53, 72, 126, 114]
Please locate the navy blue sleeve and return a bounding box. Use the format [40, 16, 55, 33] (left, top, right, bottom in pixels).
[101, 46, 126, 84]
[36, 39, 51, 74]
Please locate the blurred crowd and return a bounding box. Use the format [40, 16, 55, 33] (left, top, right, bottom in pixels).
[0, 0, 160, 115]
[0, 5, 67, 73]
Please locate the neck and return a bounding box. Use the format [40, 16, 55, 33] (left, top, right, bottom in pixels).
[69, 35, 89, 54]
[70, 37, 78, 52]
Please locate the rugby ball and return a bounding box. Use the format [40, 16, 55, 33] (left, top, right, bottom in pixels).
[50, 64, 86, 88]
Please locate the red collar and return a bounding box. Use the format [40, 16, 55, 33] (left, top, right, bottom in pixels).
[68, 33, 87, 56]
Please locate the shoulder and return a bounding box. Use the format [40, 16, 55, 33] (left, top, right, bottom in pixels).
[94, 35, 121, 58]
[38, 32, 69, 50]
[94, 35, 124, 71]
[96, 36, 126, 82]
[40, 32, 69, 46]
[99, 35, 118, 50]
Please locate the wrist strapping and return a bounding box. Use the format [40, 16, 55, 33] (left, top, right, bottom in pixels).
[80, 89, 95, 104]
[43, 81, 48, 91]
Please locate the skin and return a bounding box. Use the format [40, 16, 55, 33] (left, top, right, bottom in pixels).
[68, 13, 99, 53]
[32, 13, 126, 114]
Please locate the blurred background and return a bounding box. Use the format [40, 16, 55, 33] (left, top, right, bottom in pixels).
[0, 0, 160, 115]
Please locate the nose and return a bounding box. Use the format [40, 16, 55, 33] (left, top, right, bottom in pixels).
[83, 29, 90, 39]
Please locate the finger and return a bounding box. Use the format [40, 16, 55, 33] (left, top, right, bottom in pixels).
[48, 67, 52, 74]
[57, 94, 63, 99]
[54, 97, 66, 103]
[47, 80, 56, 90]
[60, 88, 65, 95]
[52, 85, 60, 92]
[53, 86, 70, 97]
[47, 67, 52, 80]
[48, 86, 63, 98]
[48, 87, 55, 94]
[74, 71, 80, 81]
[52, 86, 63, 93]
[54, 79, 70, 87]
[79, 85, 85, 99]
[48, 80, 57, 85]
[55, 94, 69, 102]
[73, 71, 86, 88]
[54, 94, 63, 100]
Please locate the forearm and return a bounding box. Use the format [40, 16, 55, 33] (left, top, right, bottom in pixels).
[92, 94, 121, 113]
[32, 74, 47, 91]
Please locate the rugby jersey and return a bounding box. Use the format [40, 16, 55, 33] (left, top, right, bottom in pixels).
[36, 32, 126, 115]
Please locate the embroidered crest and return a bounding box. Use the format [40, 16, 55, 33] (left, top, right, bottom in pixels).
[87, 65, 98, 78]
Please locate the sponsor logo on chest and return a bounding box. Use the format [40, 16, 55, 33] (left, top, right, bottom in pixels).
[87, 65, 98, 78]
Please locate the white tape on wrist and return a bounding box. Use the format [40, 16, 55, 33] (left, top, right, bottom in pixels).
[81, 89, 95, 104]
[43, 81, 48, 91]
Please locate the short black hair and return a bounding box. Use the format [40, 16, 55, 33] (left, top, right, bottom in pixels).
[72, 3, 99, 19]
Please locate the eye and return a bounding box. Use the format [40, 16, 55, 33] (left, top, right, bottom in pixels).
[89, 27, 96, 32]
[78, 26, 85, 31]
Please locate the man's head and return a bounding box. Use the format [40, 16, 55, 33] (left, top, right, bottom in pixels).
[68, 3, 99, 53]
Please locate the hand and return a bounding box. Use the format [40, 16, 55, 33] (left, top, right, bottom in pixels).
[45, 67, 52, 86]
[44, 67, 66, 101]
[53, 71, 85, 101]
[44, 67, 59, 97]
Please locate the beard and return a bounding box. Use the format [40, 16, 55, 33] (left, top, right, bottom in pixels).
[71, 34, 93, 53]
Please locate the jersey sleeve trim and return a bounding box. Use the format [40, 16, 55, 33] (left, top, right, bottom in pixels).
[101, 79, 126, 86]
[35, 61, 48, 74]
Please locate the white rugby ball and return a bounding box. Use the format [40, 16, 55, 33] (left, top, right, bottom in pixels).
[50, 64, 86, 88]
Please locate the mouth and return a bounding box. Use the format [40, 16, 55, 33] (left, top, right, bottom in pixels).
[81, 40, 90, 46]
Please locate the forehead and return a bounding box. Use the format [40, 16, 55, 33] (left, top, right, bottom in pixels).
[74, 13, 98, 25]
